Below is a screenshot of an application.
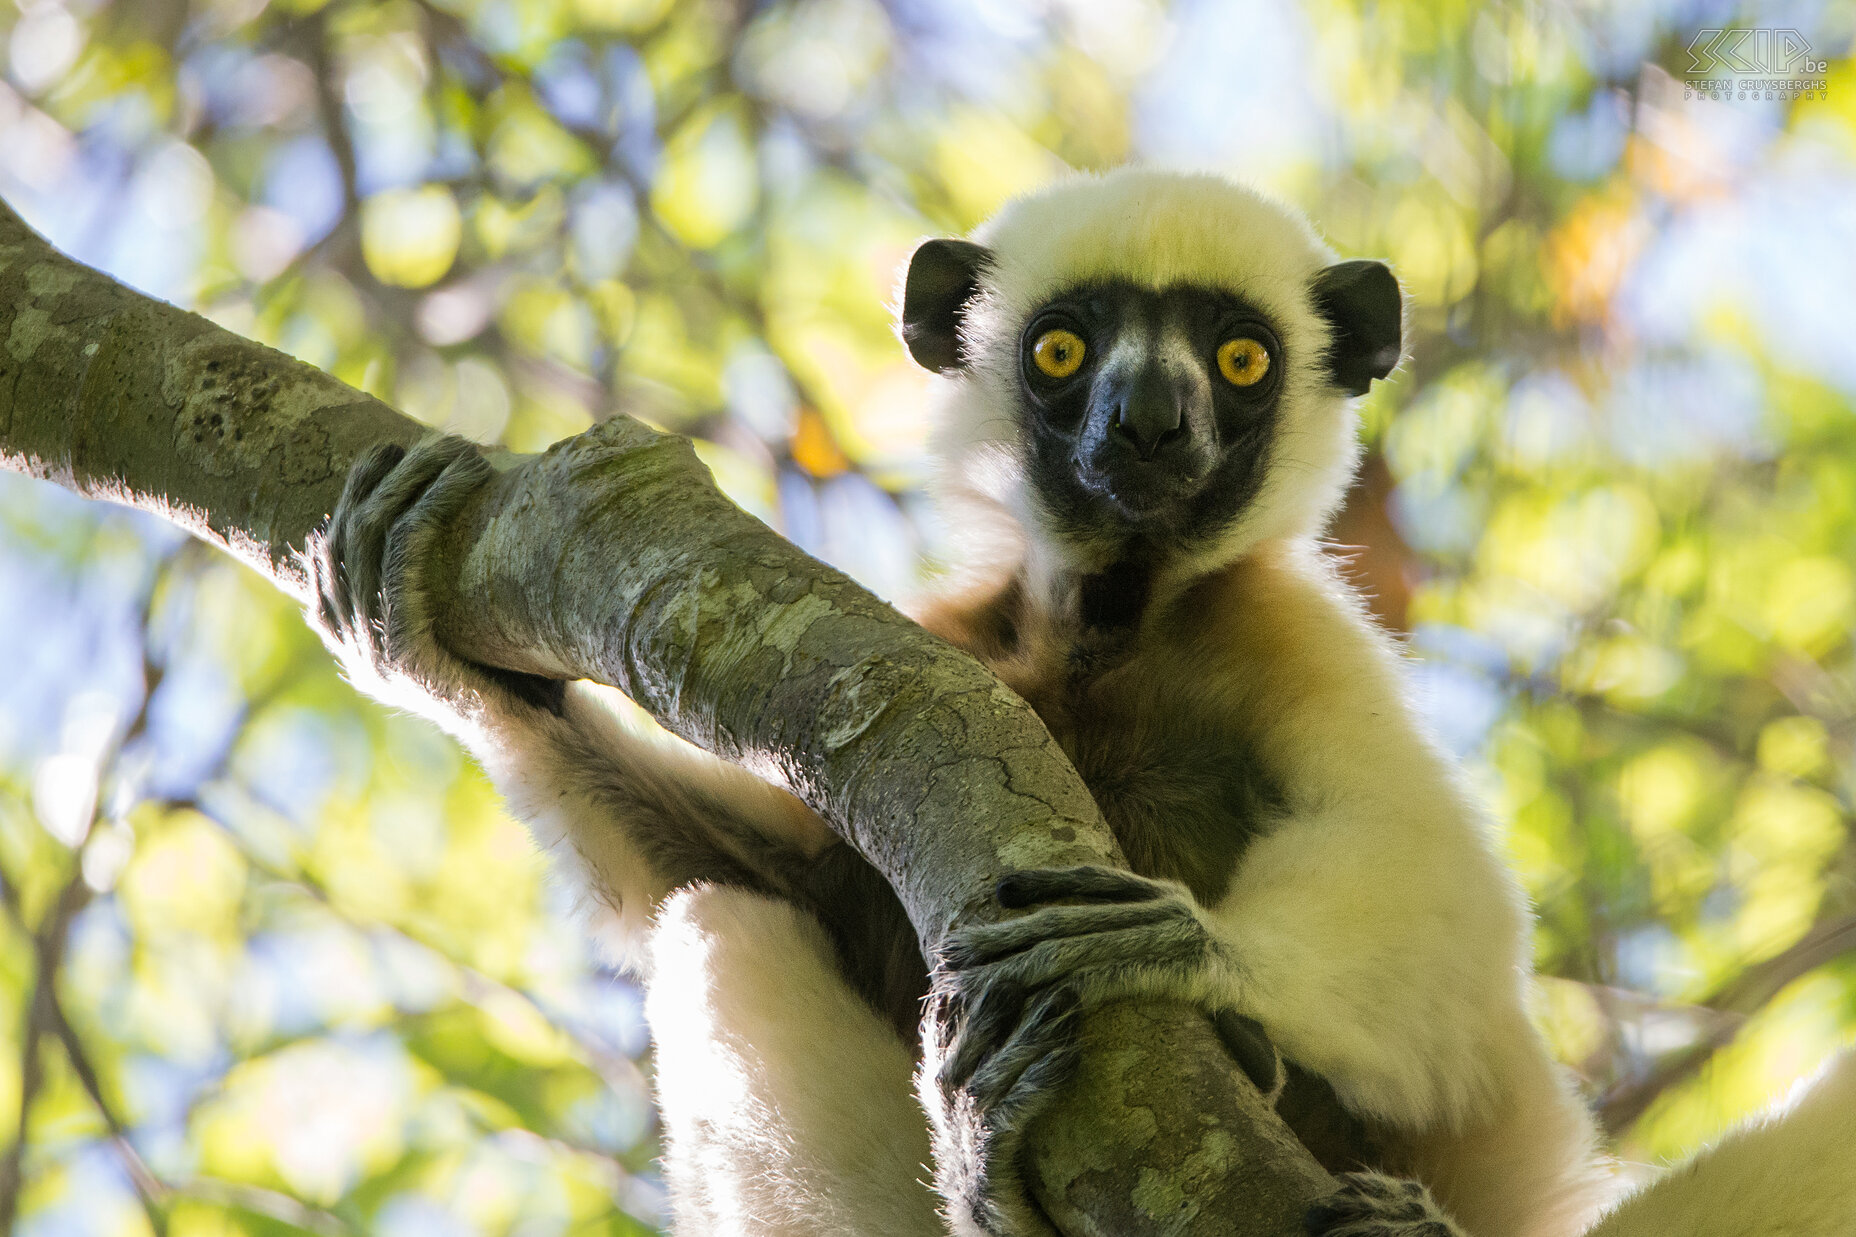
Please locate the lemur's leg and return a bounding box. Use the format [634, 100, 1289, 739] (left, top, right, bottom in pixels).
[303, 436, 842, 970]
[648, 885, 942, 1237]
[1396, 1041, 1612, 1237]
[1584, 1046, 1856, 1237]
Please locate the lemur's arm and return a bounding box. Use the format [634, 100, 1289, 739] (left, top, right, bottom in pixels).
[932, 554, 1527, 1087]
[303, 437, 840, 971]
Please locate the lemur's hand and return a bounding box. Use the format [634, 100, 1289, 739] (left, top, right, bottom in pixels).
[921, 864, 1280, 1236]
[304, 437, 564, 735]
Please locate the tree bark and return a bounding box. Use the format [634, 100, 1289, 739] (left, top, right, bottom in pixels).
[0, 196, 1333, 1234]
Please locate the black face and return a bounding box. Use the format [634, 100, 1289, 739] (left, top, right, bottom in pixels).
[900, 239, 1401, 557]
[1012, 281, 1284, 545]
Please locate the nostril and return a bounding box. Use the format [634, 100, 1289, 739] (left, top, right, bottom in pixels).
[1108, 380, 1186, 459]
[1112, 406, 1139, 443]
[1114, 408, 1181, 459]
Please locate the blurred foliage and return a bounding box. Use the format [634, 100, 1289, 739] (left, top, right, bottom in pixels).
[1, 0, 1855, 1231]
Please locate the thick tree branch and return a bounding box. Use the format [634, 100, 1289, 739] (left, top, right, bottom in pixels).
[0, 195, 1332, 1234]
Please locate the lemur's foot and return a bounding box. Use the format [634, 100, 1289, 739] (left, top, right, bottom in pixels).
[1305, 1172, 1466, 1237]
[923, 865, 1277, 1236]
[305, 436, 563, 726]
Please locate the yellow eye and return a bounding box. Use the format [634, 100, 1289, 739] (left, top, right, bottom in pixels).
[1031, 329, 1086, 380]
[1217, 337, 1270, 388]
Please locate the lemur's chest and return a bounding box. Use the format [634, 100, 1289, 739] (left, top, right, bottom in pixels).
[915, 568, 1290, 905]
[1001, 651, 1286, 906]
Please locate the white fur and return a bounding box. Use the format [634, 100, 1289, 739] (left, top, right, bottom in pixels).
[647, 886, 940, 1236]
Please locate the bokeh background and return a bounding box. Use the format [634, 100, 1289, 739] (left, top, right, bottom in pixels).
[1, 0, 1854, 1232]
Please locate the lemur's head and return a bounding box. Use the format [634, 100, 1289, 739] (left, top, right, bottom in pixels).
[900, 168, 1401, 587]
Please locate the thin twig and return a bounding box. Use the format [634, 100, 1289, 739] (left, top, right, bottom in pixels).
[0, 872, 93, 1232]
[0, 918, 43, 1233]
[1597, 911, 1856, 1134]
[45, 989, 170, 1234]
[165, 1176, 350, 1236]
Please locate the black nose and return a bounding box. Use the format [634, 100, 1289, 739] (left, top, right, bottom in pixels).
[1112, 370, 1184, 459]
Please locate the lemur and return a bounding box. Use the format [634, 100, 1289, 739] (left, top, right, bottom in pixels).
[305, 168, 1856, 1237]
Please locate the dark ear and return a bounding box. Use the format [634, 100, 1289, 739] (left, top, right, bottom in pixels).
[1310, 259, 1402, 396]
[901, 238, 992, 374]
